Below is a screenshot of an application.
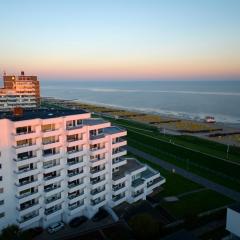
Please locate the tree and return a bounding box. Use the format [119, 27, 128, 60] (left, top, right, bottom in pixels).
[0, 225, 20, 240]
[128, 213, 159, 239]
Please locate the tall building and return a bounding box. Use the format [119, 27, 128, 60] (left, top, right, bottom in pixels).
[0, 108, 165, 230]
[0, 71, 40, 110]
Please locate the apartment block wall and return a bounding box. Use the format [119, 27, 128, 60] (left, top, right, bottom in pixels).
[0, 111, 165, 230]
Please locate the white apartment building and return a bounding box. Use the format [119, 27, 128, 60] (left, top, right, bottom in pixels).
[0, 109, 165, 230]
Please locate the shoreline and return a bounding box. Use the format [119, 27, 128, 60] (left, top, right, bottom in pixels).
[41, 97, 240, 147]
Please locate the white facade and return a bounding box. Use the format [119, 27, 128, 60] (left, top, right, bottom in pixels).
[0, 109, 165, 230]
[226, 207, 240, 239]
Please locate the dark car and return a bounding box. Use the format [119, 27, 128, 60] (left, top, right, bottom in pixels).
[92, 209, 109, 222]
[69, 216, 88, 228]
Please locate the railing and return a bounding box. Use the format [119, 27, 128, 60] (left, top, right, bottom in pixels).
[43, 163, 60, 169]
[15, 131, 35, 136]
[69, 202, 84, 210]
[15, 167, 38, 174]
[112, 194, 125, 202]
[17, 179, 38, 187]
[14, 155, 37, 162]
[91, 198, 105, 206]
[18, 202, 39, 211]
[68, 191, 84, 200]
[14, 143, 35, 149]
[45, 205, 62, 215]
[45, 195, 61, 204]
[113, 185, 125, 192]
[44, 174, 60, 181]
[67, 159, 83, 166]
[68, 170, 83, 177]
[42, 140, 60, 145]
[91, 187, 105, 195]
[16, 190, 38, 199]
[44, 185, 61, 193]
[68, 181, 83, 189]
[90, 167, 105, 174]
[18, 212, 39, 223]
[90, 133, 105, 140]
[90, 178, 105, 185]
[66, 125, 83, 130]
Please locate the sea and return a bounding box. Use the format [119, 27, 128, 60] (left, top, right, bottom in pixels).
[41, 80, 240, 127]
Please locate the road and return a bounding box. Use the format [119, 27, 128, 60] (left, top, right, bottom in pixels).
[128, 146, 240, 201]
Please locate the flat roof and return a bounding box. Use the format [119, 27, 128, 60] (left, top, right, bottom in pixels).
[0, 108, 88, 121]
[113, 158, 145, 181]
[82, 118, 108, 126]
[103, 126, 126, 134]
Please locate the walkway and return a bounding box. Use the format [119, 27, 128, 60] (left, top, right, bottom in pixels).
[128, 146, 240, 201]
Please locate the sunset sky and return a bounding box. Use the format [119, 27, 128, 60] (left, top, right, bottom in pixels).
[0, 0, 240, 80]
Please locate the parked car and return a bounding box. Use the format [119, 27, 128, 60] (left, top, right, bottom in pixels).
[47, 222, 64, 234]
[69, 216, 88, 228]
[92, 209, 109, 222]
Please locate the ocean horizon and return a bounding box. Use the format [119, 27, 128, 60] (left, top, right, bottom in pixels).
[41, 80, 240, 127]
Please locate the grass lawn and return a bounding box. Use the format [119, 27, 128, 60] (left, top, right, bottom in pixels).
[107, 117, 240, 163]
[160, 189, 233, 219]
[131, 155, 202, 197]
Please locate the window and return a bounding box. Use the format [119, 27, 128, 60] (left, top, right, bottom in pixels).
[0, 177, 2, 181]
[0, 200, 4, 205]
[0, 188, 3, 193]
[0, 212, 4, 218]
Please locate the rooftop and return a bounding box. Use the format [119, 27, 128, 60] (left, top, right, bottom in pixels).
[113, 158, 145, 181]
[0, 108, 88, 121]
[82, 118, 108, 126]
[103, 126, 126, 134]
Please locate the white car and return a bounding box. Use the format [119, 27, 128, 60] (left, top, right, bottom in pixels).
[47, 222, 64, 234]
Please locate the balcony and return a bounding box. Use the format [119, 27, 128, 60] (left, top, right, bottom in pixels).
[14, 155, 38, 162]
[112, 139, 127, 149]
[16, 190, 39, 200]
[90, 197, 106, 207]
[67, 149, 84, 158]
[112, 147, 127, 158]
[132, 178, 145, 188]
[68, 191, 84, 200]
[112, 194, 125, 202]
[42, 152, 61, 161]
[67, 138, 85, 147]
[15, 168, 39, 179]
[16, 178, 38, 187]
[45, 205, 62, 216]
[68, 201, 85, 215]
[68, 180, 84, 191]
[90, 133, 105, 141]
[112, 157, 127, 168]
[17, 211, 41, 228]
[90, 167, 106, 178]
[14, 143, 39, 154]
[42, 128, 62, 138]
[89, 157, 107, 167]
[18, 201, 39, 212]
[112, 184, 126, 195]
[14, 131, 39, 141]
[68, 170, 84, 181]
[45, 194, 61, 204]
[42, 140, 61, 150]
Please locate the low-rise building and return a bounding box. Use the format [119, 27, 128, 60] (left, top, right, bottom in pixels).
[0, 108, 165, 230]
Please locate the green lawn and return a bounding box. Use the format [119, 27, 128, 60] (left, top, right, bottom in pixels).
[131, 155, 202, 197]
[160, 189, 233, 219]
[106, 117, 240, 163]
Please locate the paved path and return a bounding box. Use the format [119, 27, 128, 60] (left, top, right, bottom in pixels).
[128, 146, 240, 201]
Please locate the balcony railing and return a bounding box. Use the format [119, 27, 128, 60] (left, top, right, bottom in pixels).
[90, 178, 105, 185]
[45, 195, 61, 204]
[90, 167, 105, 174]
[14, 155, 37, 162]
[14, 142, 35, 149]
[67, 158, 83, 166]
[15, 167, 38, 174]
[68, 170, 83, 177]
[15, 131, 35, 136]
[69, 201, 84, 210]
[68, 191, 84, 200]
[17, 179, 38, 187]
[113, 184, 125, 192]
[66, 125, 83, 130]
[17, 190, 38, 199]
[67, 138, 82, 142]
[44, 185, 61, 193]
[44, 174, 61, 181]
[45, 205, 62, 215]
[112, 194, 125, 202]
[18, 211, 39, 223]
[91, 198, 105, 206]
[18, 201, 39, 211]
[90, 133, 105, 140]
[68, 180, 83, 189]
[91, 187, 105, 195]
[42, 140, 60, 145]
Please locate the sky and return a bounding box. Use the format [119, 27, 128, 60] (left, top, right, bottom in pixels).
[0, 0, 240, 80]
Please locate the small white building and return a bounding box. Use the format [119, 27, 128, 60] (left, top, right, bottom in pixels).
[226, 206, 240, 239]
[0, 108, 165, 230]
